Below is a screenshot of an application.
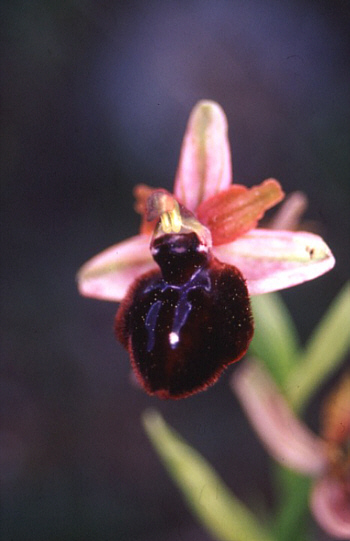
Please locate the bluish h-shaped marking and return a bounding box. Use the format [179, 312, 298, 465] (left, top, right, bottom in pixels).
[145, 267, 211, 352]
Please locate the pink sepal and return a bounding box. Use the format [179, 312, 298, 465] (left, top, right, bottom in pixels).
[174, 100, 232, 211]
[77, 235, 156, 302]
[213, 229, 335, 295]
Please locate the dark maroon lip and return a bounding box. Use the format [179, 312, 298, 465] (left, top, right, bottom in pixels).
[115, 231, 253, 399]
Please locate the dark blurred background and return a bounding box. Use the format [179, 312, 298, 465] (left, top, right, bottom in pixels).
[1, 1, 349, 540]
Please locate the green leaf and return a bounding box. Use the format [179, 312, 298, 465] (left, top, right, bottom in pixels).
[249, 293, 300, 387]
[287, 282, 350, 410]
[273, 466, 310, 541]
[142, 409, 274, 541]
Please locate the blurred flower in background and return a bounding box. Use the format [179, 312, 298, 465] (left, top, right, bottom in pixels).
[233, 361, 350, 539]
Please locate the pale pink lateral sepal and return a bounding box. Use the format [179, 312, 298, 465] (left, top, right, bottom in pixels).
[174, 100, 232, 212]
[311, 477, 350, 539]
[213, 229, 335, 295]
[77, 235, 156, 302]
[232, 361, 327, 475]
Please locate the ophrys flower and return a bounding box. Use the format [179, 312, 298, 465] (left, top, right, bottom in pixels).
[77, 101, 335, 399]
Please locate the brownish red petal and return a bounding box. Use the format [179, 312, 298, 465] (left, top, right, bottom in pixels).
[133, 184, 159, 234]
[197, 179, 285, 245]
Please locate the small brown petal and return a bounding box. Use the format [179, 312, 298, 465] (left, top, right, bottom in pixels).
[133, 184, 159, 234]
[197, 179, 285, 245]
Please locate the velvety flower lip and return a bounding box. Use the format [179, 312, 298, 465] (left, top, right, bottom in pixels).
[77, 100, 335, 303]
[232, 361, 350, 539]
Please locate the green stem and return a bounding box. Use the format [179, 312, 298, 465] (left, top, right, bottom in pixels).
[272, 467, 311, 541]
[287, 282, 350, 411]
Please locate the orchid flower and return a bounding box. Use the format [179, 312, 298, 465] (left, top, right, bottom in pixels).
[232, 361, 350, 539]
[77, 101, 334, 301]
[77, 101, 335, 399]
